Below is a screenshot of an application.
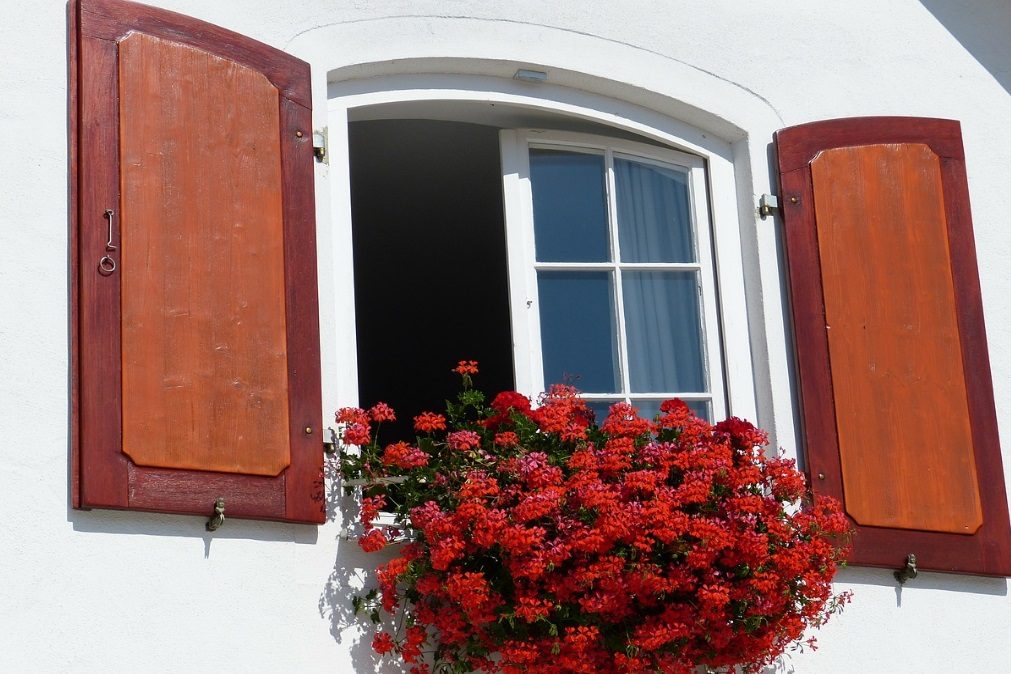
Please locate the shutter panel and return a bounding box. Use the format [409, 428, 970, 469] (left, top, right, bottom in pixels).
[775, 117, 1011, 576]
[70, 0, 324, 524]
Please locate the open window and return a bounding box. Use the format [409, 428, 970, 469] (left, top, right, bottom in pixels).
[348, 116, 726, 426]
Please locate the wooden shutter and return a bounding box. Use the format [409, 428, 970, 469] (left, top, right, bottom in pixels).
[70, 0, 324, 524]
[775, 117, 1011, 576]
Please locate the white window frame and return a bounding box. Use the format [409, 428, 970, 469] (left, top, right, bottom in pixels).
[325, 76, 757, 425]
[500, 129, 726, 420]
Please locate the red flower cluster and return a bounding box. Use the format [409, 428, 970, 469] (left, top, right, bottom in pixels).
[453, 360, 480, 375]
[339, 363, 851, 674]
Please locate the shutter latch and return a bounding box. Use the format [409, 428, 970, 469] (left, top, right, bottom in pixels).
[894, 553, 918, 585]
[758, 194, 779, 219]
[312, 129, 327, 163]
[205, 497, 226, 531]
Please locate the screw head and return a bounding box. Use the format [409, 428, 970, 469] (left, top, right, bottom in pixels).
[295, 130, 304, 138]
[790, 196, 799, 204]
[304, 426, 313, 434]
[818, 472, 826, 480]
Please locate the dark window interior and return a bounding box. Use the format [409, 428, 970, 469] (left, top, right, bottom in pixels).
[350, 119, 515, 441]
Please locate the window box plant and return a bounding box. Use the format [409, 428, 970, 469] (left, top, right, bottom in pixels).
[336, 362, 850, 674]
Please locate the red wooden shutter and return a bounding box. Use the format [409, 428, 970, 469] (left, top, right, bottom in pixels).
[775, 117, 1011, 576]
[70, 0, 324, 524]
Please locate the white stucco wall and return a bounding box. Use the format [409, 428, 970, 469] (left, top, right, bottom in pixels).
[2, 1, 1009, 671]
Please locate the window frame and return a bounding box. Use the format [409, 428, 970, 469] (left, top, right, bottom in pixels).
[499, 129, 727, 420]
[326, 81, 758, 428]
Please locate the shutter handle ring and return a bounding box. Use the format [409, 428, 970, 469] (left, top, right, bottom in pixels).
[98, 209, 117, 275]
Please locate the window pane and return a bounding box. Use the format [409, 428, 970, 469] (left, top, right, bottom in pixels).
[614, 157, 695, 263]
[530, 149, 609, 262]
[632, 398, 711, 423]
[538, 271, 619, 392]
[583, 399, 615, 426]
[623, 271, 706, 392]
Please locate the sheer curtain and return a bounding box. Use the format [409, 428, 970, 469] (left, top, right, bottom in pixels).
[615, 159, 705, 393]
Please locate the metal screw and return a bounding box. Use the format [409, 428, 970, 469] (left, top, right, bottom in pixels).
[295, 130, 304, 138]
[790, 196, 798, 204]
[818, 472, 826, 480]
[304, 426, 313, 434]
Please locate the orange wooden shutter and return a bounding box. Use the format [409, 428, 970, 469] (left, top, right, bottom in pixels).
[71, 0, 324, 524]
[775, 117, 1011, 576]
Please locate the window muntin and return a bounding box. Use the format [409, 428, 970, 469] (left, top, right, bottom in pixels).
[504, 130, 725, 422]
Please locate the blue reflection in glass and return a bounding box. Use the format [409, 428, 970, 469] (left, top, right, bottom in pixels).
[538, 271, 619, 392]
[614, 158, 695, 263]
[623, 271, 706, 392]
[530, 149, 609, 262]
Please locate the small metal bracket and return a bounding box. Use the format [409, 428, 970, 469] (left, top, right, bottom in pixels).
[312, 128, 328, 164]
[758, 194, 779, 219]
[894, 553, 918, 585]
[323, 426, 338, 455]
[205, 497, 225, 532]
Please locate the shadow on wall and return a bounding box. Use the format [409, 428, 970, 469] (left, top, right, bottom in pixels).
[318, 456, 409, 673]
[68, 505, 319, 556]
[838, 565, 1008, 609]
[920, 0, 1011, 95]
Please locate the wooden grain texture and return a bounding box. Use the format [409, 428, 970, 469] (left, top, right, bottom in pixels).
[128, 464, 285, 518]
[118, 32, 291, 477]
[277, 95, 325, 522]
[79, 0, 310, 108]
[73, 0, 324, 524]
[78, 31, 129, 509]
[811, 143, 982, 534]
[775, 116, 1011, 576]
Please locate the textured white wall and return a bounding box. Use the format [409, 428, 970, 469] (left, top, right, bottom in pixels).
[1, 1, 1009, 672]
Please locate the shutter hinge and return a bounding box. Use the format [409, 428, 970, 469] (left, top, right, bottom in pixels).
[323, 426, 338, 454]
[312, 128, 328, 164]
[758, 194, 779, 219]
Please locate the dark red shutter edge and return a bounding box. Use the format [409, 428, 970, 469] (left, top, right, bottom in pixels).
[69, 0, 81, 509]
[775, 116, 1011, 577]
[70, 0, 324, 524]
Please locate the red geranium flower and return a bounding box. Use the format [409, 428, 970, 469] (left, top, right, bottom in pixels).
[453, 360, 479, 375]
[369, 402, 396, 423]
[372, 631, 396, 655]
[413, 412, 447, 433]
[357, 529, 387, 553]
[341, 361, 851, 674]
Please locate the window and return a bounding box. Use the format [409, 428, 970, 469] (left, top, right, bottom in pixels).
[349, 119, 726, 427]
[501, 131, 725, 421]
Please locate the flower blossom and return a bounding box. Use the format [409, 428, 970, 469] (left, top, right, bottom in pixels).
[357, 529, 387, 553]
[369, 402, 396, 423]
[453, 360, 479, 375]
[413, 412, 447, 433]
[447, 430, 481, 451]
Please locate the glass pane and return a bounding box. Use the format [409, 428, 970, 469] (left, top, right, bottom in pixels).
[538, 271, 619, 392]
[530, 149, 609, 262]
[632, 399, 711, 423]
[584, 400, 615, 426]
[614, 157, 695, 263]
[623, 271, 706, 392]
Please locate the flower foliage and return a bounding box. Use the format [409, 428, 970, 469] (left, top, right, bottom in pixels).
[338, 362, 851, 674]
